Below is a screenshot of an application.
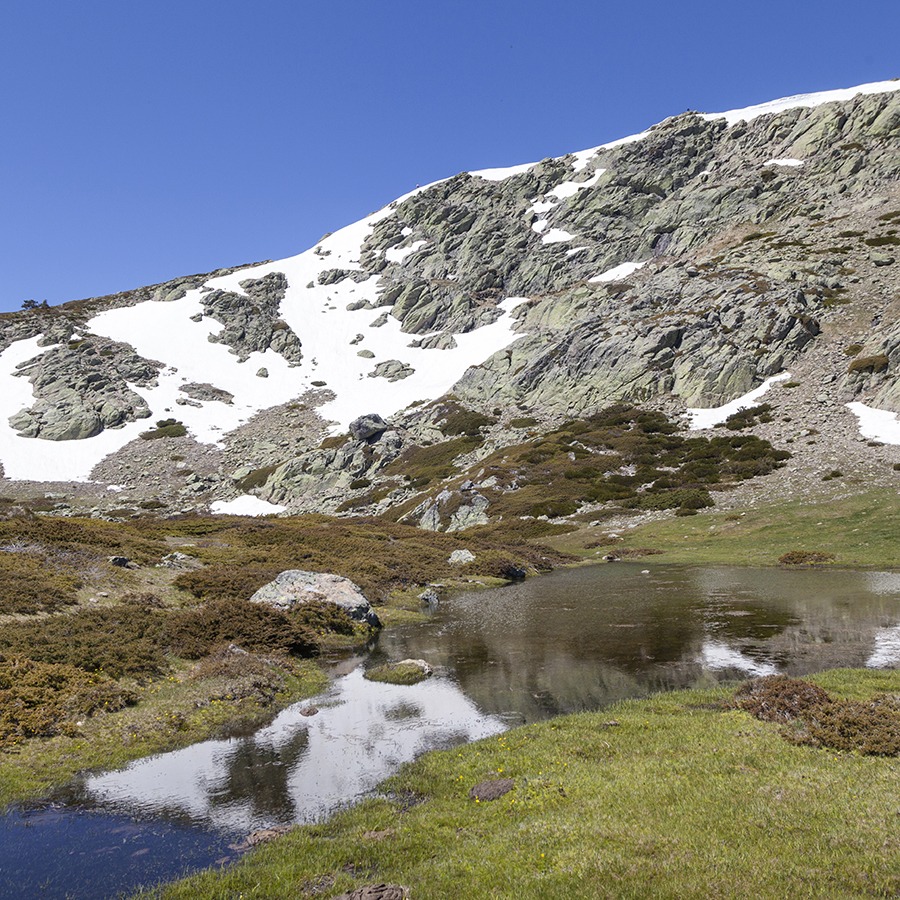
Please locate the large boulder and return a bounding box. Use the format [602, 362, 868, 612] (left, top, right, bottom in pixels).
[349, 413, 388, 441]
[249, 570, 381, 628]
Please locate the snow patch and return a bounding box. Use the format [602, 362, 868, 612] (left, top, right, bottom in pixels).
[846, 402, 900, 445]
[589, 261, 647, 283]
[686, 373, 791, 430]
[702, 80, 900, 127]
[470, 160, 538, 182]
[765, 158, 804, 167]
[210, 495, 286, 516]
[385, 240, 427, 264]
[541, 228, 575, 245]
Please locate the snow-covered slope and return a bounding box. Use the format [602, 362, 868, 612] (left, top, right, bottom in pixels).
[1, 78, 898, 488]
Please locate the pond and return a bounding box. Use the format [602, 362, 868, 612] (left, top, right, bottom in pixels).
[2, 564, 899, 898]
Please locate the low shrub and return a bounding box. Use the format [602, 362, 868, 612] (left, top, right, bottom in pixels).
[140, 419, 187, 440]
[238, 463, 281, 492]
[778, 550, 836, 566]
[0, 552, 80, 615]
[165, 599, 320, 660]
[798, 696, 900, 756]
[0, 607, 167, 679]
[847, 355, 889, 375]
[0, 657, 136, 748]
[734, 675, 831, 723]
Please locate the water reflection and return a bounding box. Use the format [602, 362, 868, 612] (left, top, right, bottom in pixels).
[61, 667, 503, 835]
[378, 563, 900, 721]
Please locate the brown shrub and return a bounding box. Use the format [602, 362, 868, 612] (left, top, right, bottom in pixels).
[0, 552, 80, 614]
[164, 599, 319, 660]
[0, 656, 136, 748]
[778, 550, 836, 566]
[0, 607, 167, 679]
[795, 696, 900, 756]
[734, 675, 831, 723]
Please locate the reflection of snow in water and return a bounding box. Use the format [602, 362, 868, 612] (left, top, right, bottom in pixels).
[866, 625, 900, 668]
[699, 640, 777, 677]
[81, 668, 504, 834]
[864, 572, 900, 596]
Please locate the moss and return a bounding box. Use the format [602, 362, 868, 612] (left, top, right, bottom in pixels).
[843, 344, 863, 357]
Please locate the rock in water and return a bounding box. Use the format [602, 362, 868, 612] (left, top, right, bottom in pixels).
[250, 569, 381, 627]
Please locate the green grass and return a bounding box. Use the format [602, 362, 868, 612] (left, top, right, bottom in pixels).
[146, 669, 900, 899]
[554, 490, 900, 569]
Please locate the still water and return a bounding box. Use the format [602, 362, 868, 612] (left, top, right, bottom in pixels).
[2, 564, 899, 898]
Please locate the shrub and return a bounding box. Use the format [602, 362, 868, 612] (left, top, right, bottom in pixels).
[509, 417, 539, 429]
[0, 552, 80, 615]
[0, 657, 136, 748]
[164, 599, 320, 659]
[778, 550, 836, 566]
[0, 607, 168, 679]
[734, 675, 831, 723]
[847, 355, 889, 375]
[843, 344, 864, 357]
[722, 404, 774, 431]
[141, 419, 187, 440]
[238, 463, 281, 492]
[799, 696, 900, 755]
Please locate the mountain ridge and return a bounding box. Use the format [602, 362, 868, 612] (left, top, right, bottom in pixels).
[1, 79, 898, 525]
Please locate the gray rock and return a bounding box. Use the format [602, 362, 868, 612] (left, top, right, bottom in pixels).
[448, 549, 476, 565]
[179, 383, 234, 405]
[250, 569, 381, 627]
[256, 367, 269, 378]
[202, 272, 303, 366]
[349, 414, 389, 441]
[368, 360, 414, 381]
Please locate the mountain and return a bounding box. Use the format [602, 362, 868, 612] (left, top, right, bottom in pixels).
[1, 80, 898, 525]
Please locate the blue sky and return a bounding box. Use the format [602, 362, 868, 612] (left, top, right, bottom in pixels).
[1, 0, 897, 313]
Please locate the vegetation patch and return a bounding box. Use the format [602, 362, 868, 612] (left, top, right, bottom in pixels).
[0, 657, 136, 749]
[364, 661, 432, 685]
[140, 418, 188, 440]
[736, 674, 900, 756]
[0, 550, 81, 614]
[237, 463, 281, 492]
[777, 550, 836, 566]
[721, 403, 773, 430]
[402, 406, 790, 526]
[847, 354, 889, 375]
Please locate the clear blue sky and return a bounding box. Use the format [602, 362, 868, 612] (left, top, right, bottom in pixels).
[1, 0, 897, 313]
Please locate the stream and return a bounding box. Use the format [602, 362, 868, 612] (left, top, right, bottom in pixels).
[2, 563, 899, 898]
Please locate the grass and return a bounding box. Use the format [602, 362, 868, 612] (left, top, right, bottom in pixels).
[145, 668, 900, 899]
[364, 661, 431, 685]
[552, 490, 900, 569]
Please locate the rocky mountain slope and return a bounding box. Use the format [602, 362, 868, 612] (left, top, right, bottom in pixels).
[1, 80, 898, 525]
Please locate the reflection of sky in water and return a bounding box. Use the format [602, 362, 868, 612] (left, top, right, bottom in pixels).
[78, 668, 504, 834]
[699, 640, 777, 676]
[865, 572, 900, 596]
[866, 625, 900, 667]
